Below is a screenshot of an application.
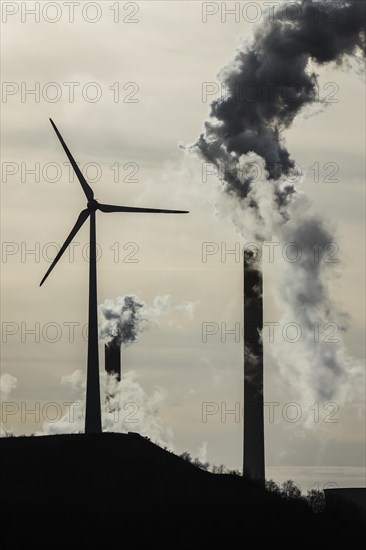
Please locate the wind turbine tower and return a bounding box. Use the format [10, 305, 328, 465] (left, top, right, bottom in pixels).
[40, 119, 188, 434]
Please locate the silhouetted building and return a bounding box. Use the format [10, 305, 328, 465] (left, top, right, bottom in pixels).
[243, 250, 265, 484]
[105, 342, 121, 381]
[324, 488, 366, 515]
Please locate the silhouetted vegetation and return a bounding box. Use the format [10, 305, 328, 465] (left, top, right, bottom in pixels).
[2, 430, 15, 437]
[266, 478, 326, 513]
[179, 449, 327, 512]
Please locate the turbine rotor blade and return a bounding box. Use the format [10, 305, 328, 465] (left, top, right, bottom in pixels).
[49, 119, 94, 201]
[40, 209, 90, 286]
[98, 203, 189, 214]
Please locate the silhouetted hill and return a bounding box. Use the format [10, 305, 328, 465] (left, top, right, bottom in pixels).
[1, 433, 363, 548]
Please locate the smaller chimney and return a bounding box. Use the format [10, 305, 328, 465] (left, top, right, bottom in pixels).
[105, 342, 121, 381]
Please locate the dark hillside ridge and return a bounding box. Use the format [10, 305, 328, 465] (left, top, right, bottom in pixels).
[1, 433, 363, 548]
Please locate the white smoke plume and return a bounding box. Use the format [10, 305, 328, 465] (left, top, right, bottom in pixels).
[41, 294, 196, 440]
[271, 199, 363, 404]
[0, 373, 18, 436]
[61, 369, 84, 391]
[0, 373, 17, 396]
[198, 441, 208, 464]
[42, 370, 174, 448]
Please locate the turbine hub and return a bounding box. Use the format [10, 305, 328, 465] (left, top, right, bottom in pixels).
[87, 199, 99, 211]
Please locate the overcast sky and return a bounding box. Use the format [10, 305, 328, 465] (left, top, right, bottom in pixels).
[1, 1, 365, 491]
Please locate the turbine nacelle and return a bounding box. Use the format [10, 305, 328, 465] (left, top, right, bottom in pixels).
[87, 199, 99, 211]
[40, 119, 189, 289]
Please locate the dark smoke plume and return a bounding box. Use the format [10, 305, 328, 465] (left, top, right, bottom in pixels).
[100, 295, 144, 349]
[191, 0, 365, 402]
[100, 294, 195, 349]
[193, 0, 365, 213]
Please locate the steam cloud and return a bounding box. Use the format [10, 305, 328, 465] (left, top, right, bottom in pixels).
[191, 0, 365, 401]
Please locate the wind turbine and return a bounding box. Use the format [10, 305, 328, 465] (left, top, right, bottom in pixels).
[40, 119, 189, 434]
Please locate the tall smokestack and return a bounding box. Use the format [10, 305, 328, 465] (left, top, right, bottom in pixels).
[190, 0, 364, 483]
[243, 249, 264, 484]
[105, 342, 121, 382]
